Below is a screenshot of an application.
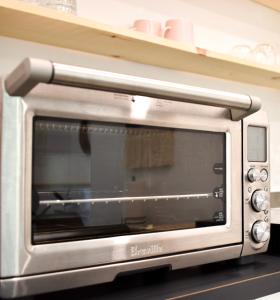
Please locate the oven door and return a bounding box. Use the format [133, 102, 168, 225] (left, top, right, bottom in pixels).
[1, 84, 241, 276]
[2, 59, 259, 277]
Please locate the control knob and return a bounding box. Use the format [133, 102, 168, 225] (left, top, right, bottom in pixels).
[260, 169, 269, 182]
[251, 190, 269, 212]
[251, 221, 270, 243]
[247, 168, 260, 182]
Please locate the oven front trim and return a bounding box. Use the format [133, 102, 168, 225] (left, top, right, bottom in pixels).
[0, 244, 242, 299]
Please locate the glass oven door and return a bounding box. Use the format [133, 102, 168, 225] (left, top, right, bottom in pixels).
[32, 115, 227, 244]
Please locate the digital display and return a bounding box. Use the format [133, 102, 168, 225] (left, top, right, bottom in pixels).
[247, 126, 267, 162]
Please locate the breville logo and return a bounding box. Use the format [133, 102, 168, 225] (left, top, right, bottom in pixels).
[130, 244, 163, 258]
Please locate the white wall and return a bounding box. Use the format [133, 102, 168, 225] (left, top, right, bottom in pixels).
[0, 0, 280, 191]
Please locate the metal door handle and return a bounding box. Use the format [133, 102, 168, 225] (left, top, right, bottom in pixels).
[4, 58, 261, 120]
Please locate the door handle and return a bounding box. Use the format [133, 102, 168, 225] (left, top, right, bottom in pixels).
[5, 58, 261, 121]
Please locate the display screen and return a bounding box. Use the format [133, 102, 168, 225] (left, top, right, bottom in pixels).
[247, 126, 267, 162]
[32, 116, 227, 244]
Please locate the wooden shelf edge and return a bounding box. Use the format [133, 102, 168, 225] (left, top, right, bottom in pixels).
[1, 0, 280, 89]
[252, 0, 280, 12]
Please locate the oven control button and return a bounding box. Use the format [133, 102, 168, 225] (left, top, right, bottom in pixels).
[251, 190, 269, 212]
[251, 221, 270, 243]
[260, 169, 268, 182]
[247, 168, 260, 182]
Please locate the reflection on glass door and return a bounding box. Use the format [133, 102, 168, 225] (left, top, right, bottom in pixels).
[32, 116, 226, 244]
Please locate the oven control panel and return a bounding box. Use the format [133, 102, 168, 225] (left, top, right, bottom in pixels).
[248, 167, 270, 244]
[241, 111, 270, 256]
[246, 165, 270, 249]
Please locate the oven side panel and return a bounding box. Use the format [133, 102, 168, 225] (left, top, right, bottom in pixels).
[0, 89, 31, 278]
[0, 80, 3, 277]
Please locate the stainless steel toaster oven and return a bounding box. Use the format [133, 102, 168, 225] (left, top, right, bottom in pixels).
[0, 58, 270, 298]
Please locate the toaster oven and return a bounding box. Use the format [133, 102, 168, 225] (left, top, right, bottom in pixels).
[0, 58, 270, 298]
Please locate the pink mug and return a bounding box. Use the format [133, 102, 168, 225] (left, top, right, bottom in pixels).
[131, 19, 162, 37]
[164, 19, 194, 44]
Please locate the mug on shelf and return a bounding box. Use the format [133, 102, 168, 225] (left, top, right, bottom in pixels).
[230, 45, 252, 60]
[131, 19, 162, 37]
[39, 0, 77, 14]
[17, 0, 40, 5]
[231, 43, 278, 66]
[250, 43, 276, 66]
[18, 0, 77, 14]
[163, 19, 194, 44]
